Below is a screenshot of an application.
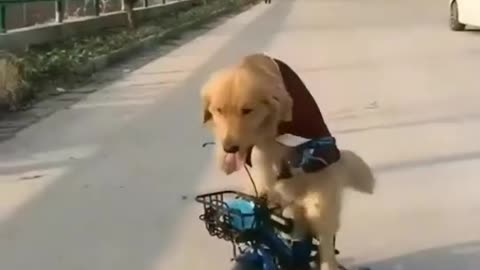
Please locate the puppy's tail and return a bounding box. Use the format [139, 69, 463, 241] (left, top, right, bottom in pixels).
[340, 150, 376, 194]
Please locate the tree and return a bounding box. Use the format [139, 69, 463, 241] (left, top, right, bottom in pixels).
[123, 0, 139, 29]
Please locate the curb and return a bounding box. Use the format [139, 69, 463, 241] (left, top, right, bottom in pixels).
[76, 0, 258, 75]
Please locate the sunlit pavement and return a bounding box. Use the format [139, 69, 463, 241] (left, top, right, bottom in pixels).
[1, 0, 480, 269]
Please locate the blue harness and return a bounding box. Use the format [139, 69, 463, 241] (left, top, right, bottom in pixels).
[289, 136, 339, 172]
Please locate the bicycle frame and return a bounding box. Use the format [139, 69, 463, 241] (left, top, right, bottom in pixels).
[238, 223, 317, 269]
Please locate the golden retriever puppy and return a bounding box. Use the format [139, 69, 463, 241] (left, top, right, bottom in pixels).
[201, 53, 375, 270]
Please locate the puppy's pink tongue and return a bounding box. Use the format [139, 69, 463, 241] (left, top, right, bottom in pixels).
[222, 153, 245, 175]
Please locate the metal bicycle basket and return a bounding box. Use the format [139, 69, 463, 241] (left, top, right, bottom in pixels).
[195, 190, 259, 242]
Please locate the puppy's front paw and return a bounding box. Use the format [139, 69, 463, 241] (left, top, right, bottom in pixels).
[320, 261, 338, 270]
[264, 189, 284, 206]
[253, 185, 269, 198]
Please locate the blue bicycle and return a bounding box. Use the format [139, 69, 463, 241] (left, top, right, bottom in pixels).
[195, 142, 345, 270]
[196, 189, 330, 270]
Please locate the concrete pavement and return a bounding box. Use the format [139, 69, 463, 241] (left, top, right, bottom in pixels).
[1, 0, 480, 269]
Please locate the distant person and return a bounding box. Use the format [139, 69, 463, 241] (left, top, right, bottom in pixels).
[264, 0, 271, 4]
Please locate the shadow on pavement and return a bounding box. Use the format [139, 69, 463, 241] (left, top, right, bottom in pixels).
[373, 150, 480, 173]
[0, 1, 292, 270]
[333, 111, 480, 135]
[357, 241, 480, 270]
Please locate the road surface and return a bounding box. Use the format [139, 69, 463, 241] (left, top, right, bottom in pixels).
[1, 0, 480, 269]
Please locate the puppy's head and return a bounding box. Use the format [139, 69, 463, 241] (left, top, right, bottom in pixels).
[201, 59, 292, 173]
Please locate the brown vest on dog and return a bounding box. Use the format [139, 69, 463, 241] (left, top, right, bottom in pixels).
[246, 58, 340, 169]
[274, 58, 331, 139]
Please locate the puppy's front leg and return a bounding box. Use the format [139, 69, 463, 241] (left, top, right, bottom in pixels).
[250, 147, 277, 196]
[319, 233, 338, 270]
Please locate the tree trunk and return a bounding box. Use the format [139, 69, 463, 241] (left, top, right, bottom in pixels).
[123, 0, 138, 29]
[125, 4, 134, 28]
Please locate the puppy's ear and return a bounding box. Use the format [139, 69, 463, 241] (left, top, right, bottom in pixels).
[201, 92, 212, 124]
[278, 92, 293, 122]
[201, 69, 227, 124]
[261, 62, 293, 122]
[269, 91, 292, 122]
[262, 92, 292, 128]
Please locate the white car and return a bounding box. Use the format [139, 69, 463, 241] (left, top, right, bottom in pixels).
[450, 0, 480, 31]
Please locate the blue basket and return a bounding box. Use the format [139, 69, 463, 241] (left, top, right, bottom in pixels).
[226, 198, 256, 231]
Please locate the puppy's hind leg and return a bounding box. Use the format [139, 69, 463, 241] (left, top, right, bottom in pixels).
[319, 232, 338, 270]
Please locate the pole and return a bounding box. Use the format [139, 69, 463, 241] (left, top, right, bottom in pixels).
[55, 0, 64, 23]
[94, 0, 100, 15]
[0, 5, 6, 33]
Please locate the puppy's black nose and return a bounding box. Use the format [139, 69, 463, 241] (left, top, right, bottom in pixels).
[224, 145, 239, 153]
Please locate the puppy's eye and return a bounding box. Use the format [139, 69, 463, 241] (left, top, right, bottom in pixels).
[242, 108, 252, 115]
[216, 108, 223, 114]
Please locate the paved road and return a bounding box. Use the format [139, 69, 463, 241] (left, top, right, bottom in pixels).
[1, 0, 480, 269]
